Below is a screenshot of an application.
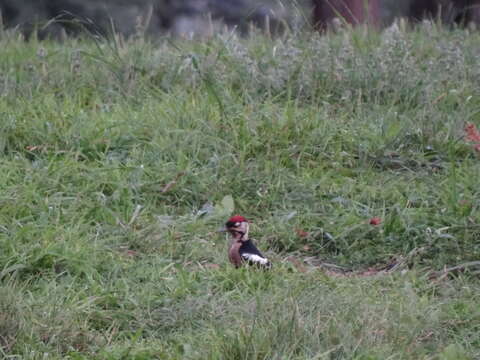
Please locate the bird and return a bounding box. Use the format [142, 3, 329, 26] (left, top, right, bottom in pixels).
[221, 215, 271, 269]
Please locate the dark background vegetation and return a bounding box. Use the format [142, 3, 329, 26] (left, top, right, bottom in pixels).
[1, 0, 474, 38]
[0, 0, 299, 37]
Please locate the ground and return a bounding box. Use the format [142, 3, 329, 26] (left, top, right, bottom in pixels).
[0, 22, 479, 359]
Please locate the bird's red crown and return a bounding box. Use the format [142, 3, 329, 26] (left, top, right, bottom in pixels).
[227, 215, 248, 223]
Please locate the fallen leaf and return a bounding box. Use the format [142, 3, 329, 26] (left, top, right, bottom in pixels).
[26, 145, 47, 152]
[125, 250, 138, 257]
[465, 123, 480, 143]
[214, 195, 235, 217]
[302, 245, 311, 251]
[118, 249, 138, 258]
[296, 229, 309, 238]
[203, 263, 220, 270]
[369, 217, 382, 226]
[221, 195, 235, 215]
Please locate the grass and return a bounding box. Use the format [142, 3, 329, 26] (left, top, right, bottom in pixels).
[0, 21, 479, 359]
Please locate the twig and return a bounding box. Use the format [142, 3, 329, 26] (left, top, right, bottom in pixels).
[161, 172, 185, 193]
[429, 261, 480, 279]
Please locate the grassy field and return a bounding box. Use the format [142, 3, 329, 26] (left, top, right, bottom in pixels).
[0, 22, 479, 359]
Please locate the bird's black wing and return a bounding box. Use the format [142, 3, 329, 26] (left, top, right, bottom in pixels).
[239, 240, 271, 268]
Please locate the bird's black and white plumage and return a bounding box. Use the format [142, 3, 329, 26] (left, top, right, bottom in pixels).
[224, 215, 271, 269]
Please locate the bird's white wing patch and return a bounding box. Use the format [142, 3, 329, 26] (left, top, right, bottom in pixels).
[242, 253, 269, 265]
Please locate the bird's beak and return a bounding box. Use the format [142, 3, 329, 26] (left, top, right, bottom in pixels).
[217, 226, 227, 233]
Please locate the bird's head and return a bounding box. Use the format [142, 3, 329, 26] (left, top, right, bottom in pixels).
[221, 215, 250, 240]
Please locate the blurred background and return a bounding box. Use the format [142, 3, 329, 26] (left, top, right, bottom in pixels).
[0, 0, 299, 37]
[0, 0, 477, 38]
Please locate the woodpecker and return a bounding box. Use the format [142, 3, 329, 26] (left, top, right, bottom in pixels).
[221, 215, 271, 269]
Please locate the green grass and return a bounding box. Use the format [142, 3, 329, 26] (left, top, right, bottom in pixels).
[0, 22, 479, 358]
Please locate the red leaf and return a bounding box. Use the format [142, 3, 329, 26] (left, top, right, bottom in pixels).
[465, 123, 480, 143]
[369, 217, 382, 226]
[296, 229, 309, 238]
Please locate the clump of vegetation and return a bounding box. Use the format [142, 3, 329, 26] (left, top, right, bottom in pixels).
[0, 23, 479, 358]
